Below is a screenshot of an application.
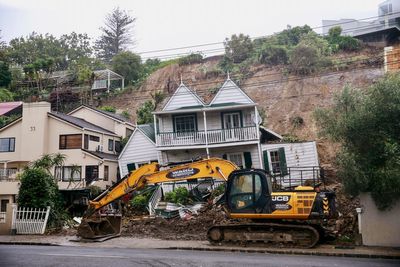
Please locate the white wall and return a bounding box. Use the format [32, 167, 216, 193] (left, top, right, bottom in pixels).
[119, 129, 158, 177]
[261, 141, 319, 168]
[359, 193, 400, 247]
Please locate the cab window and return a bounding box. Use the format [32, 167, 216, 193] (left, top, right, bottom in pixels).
[228, 173, 263, 213]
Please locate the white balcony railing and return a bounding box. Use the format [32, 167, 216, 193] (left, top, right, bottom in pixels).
[156, 126, 258, 147]
[0, 169, 18, 181]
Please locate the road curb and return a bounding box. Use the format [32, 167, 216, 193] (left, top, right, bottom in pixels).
[0, 241, 59, 246]
[166, 246, 400, 259]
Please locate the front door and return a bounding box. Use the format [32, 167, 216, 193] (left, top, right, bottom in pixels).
[223, 112, 241, 141]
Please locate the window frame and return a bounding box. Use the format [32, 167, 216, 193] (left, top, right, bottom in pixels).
[227, 152, 245, 169]
[59, 134, 82, 150]
[221, 110, 243, 129]
[55, 166, 82, 182]
[0, 137, 15, 152]
[104, 165, 109, 181]
[89, 135, 100, 142]
[172, 113, 198, 133]
[108, 139, 114, 151]
[268, 150, 281, 174]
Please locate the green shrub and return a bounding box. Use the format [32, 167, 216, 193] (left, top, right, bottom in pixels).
[178, 53, 203, 66]
[18, 167, 65, 226]
[224, 34, 254, 64]
[257, 44, 288, 65]
[338, 36, 361, 52]
[100, 106, 116, 113]
[130, 195, 148, 211]
[289, 44, 319, 75]
[165, 187, 190, 205]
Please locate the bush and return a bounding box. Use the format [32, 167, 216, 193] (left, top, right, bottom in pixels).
[224, 34, 254, 64]
[18, 167, 64, 226]
[111, 51, 143, 85]
[276, 25, 313, 46]
[178, 53, 203, 66]
[338, 36, 361, 52]
[289, 44, 319, 75]
[130, 195, 148, 211]
[100, 106, 116, 113]
[136, 100, 155, 124]
[164, 187, 190, 205]
[257, 44, 288, 65]
[314, 74, 400, 210]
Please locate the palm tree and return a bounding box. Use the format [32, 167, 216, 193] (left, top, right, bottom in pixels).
[30, 153, 66, 181]
[67, 164, 82, 189]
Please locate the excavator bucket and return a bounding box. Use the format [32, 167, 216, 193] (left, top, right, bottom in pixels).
[77, 214, 122, 241]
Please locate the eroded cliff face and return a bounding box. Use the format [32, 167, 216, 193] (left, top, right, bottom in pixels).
[103, 52, 384, 167]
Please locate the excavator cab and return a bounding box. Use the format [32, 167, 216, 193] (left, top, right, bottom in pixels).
[225, 169, 273, 214]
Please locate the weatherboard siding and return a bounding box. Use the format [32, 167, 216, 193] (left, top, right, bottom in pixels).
[211, 80, 253, 105]
[163, 85, 204, 111]
[119, 130, 158, 177]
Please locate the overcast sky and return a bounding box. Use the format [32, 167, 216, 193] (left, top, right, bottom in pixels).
[0, 0, 382, 59]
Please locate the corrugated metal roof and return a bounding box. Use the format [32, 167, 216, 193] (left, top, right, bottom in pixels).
[0, 102, 23, 116]
[138, 124, 155, 143]
[82, 149, 118, 161]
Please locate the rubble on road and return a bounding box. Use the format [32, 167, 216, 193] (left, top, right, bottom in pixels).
[121, 204, 235, 240]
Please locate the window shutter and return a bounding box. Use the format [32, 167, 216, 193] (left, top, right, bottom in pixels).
[278, 147, 288, 176]
[127, 163, 136, 173]
[222, 154, 227, 160]
[243, 152, 252, 169]
[263, 150, 270, 173]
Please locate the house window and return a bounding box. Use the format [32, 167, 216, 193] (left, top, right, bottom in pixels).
[173, 114, 197, 133]
[126, 128, 133, 137]
[269, 150, 281, 173]
[223, 112, 241, 129]
[104, 165, 109, 181]
[1, 199, 9, 212]
[59, 134, 82, 149]
[227, 153, 245, 169]
[85, 166, 99, 184]
[108, 139, 114, 151]
[0, 138, 15, 152]
[84, 134, 89, 149]
[89, 135, 100, 142]
[55, 166, 81, 182]
[115, 141, 121, 153]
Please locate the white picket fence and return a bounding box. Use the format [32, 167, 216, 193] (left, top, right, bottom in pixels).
[11, 206, 51, 234]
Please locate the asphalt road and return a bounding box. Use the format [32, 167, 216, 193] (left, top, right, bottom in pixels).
[0, 245, 399, 267]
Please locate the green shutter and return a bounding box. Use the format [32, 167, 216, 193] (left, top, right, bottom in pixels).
[127, 163, 136, 173]
[244, 152, 252, 169]
[263, 150, 270, 173]
[278, 147, 288, 176]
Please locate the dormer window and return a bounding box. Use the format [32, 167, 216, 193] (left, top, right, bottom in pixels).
[173, 114, 197, 133]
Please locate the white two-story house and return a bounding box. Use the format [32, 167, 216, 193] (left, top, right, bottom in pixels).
[0, 102, 134, 210]
[153, 77, 264, 169]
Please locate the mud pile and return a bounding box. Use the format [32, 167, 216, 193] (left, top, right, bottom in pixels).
[121, 204, 231, 240]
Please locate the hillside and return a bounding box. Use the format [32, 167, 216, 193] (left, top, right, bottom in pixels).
[103, 47, 384, 167]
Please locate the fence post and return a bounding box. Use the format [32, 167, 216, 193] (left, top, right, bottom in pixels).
[41, 206, 51, 234]
[10, 204, 17, 235]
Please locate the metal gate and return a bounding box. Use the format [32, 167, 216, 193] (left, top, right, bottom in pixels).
[11, 205, 51, 234]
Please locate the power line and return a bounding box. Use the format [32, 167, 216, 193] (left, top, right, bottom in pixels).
[109, 56, 396, 103]
[138, 11, 400, 60]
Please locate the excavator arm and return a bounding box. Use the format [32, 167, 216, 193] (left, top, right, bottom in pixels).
[78, 158, 238, 239]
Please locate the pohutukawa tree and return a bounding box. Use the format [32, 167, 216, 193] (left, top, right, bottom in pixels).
[95, 7, 136, 62]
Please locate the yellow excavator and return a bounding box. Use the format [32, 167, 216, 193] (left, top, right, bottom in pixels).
[78, 158, 336, 248]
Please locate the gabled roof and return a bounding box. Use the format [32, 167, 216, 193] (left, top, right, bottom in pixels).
[49, 112, 118, 136]
[137, 124, 155, 143]
[162, 82, 205, 111]
[68, 104, 134, 126]
[210, 78, 254, 105]
[118, 123, 156, 158]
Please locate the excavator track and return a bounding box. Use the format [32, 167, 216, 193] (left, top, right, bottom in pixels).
[207, 223, 320, 248]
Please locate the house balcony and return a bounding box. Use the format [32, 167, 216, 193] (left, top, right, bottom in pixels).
[0, 168, 18, 181]
[156, 126, 258, 147]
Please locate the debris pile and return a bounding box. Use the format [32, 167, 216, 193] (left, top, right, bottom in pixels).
[121, 204, 232, 240]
